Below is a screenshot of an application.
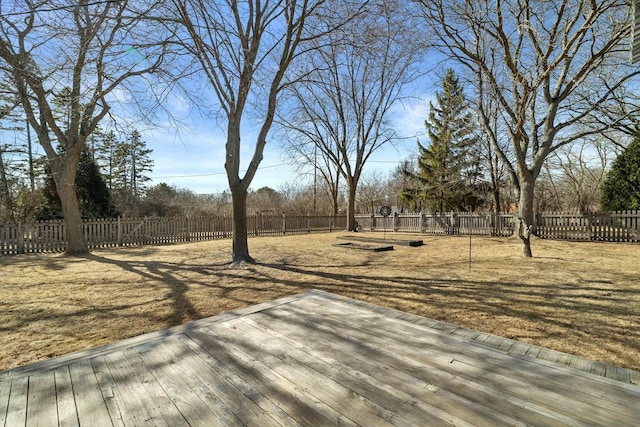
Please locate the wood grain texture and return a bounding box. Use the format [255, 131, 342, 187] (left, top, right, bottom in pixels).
[1, 290, 639, 426]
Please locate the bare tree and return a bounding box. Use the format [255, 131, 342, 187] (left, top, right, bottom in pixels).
[419, 0, 640, 256]
[0, 0, 168, 254]
[279, 0, 423, 230]
[171, 0, 356, 263]
[540, 138, 612, 211]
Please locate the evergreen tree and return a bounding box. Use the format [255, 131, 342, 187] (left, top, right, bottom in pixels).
[111, 129, 153, 215]
[37, 147, 119, 220]
[402, 69, 478, 212]
[91, 129, 119, 190]
[601, 134, 640, 211]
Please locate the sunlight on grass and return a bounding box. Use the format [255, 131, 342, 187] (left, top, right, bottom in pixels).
[1, 232, 639, 372]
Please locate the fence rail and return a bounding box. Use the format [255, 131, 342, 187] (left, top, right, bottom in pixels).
[356, 210, 640, 243]
[0, 214, 347, 255]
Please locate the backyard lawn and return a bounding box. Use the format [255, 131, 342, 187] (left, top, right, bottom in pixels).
[1, 232, 638, 372]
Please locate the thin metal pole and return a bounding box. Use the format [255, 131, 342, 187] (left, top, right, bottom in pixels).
[468, 224, 472, 271]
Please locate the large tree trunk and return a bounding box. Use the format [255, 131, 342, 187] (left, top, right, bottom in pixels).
[54, 162, 87, 255]
[517, 174, 535, 258]
[346, 181, 357, 231]
[230, 188, 255, 264]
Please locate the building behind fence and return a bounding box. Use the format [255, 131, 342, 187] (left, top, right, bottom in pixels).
[1, 210, 638, 255]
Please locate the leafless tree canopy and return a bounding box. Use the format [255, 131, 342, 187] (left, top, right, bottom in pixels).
[171, 0, 359, 263]
[418, 0, 640, 256]
[0, 0, 170, 253]
[279, 0, 424, 230]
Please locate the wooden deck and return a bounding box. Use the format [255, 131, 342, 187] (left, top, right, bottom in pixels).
[1, 290, 639, 426]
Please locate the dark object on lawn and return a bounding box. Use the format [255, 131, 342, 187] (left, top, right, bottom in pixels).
[337, 235, 423, 247]
[333, 242, 394, 252]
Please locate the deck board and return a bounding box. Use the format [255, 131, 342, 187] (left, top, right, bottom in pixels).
[5, 376, 28, 427]
[1, 289, 639, 426]
[299, 296, 637, 407]
[26, 371, 58, 427]
[263, 302, 579, 425]
[0, 377, 11, 427]
[53, 366, 80, 427]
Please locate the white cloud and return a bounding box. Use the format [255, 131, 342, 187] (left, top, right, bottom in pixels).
[391, 96, 434, 140]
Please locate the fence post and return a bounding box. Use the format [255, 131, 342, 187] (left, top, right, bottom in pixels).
[117, 217, 122, 246]
[449, 211, 458, 235]
[491, 213, 496, 236]
[186, 215, 191, 242]
[279, 212, 284, 235]
[585, 211, 592, 241]
[255, 213, 259, 236]
[18, 221, 24, 254]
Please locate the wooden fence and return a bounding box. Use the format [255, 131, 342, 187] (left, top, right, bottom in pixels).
[2, 210, 638, 255]
[535, 210, 640, 242]
[356, 210, 640, 242]
[356, 212, 517, 237]
[0, 214, 347, 255]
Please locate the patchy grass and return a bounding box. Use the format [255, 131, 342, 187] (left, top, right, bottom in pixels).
[1, 232, 639, 372]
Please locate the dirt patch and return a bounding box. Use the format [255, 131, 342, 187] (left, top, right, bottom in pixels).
[1, 232, 639, 372]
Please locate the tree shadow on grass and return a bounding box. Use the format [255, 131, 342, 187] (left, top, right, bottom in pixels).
[73, 252, 640, 368]
[254, 262, 640, 368]
[4, 247, 638, 372]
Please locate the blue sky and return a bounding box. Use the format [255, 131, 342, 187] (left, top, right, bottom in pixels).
[144, 96, 432, 195]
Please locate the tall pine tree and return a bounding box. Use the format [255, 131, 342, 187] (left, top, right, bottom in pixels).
[402, 69, 478, 212]
[111, 129, 153, 215]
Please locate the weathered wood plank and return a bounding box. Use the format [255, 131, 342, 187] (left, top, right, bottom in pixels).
[133, 342, 229, 426]
[0, 290, 322, 382]
[273, 298, 640, 425]
[215, 319, 399, 427]
[120, 347, 190, 427]
[259, 306, 568, 426]
[1, 290, 639, 426]
[234, 314, 493, 426]
[302, 295, 640, 402]
[308, 291, 640, 386]
[331, 292, 640, 397]
[507, 340, 534, 357]
[68, 359, 112, 427]
[186, 327, 352, 426]
[91, 356, 130, 427]
[139, 336, 263, 427]
[176, 332, 301, 427]
[5, 377, 28, 427]
[26, 371, 58, 427]
[100, 350, 170, 427]
[0, 378, 11, 427]
[53, 366, 79, 427]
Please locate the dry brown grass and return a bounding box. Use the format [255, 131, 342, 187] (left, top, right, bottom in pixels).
[1, 232, 639, 372]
